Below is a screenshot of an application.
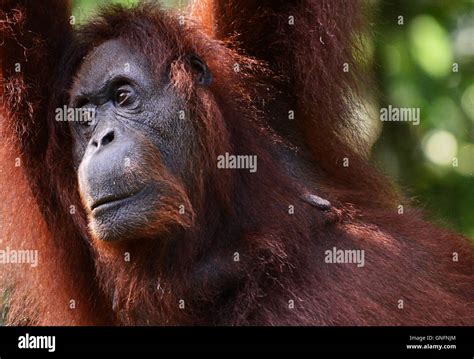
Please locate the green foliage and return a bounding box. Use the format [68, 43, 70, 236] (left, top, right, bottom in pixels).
[372, 0, 474, 237]
[0, 288, 10, 326]
[72, 0, 184, 24]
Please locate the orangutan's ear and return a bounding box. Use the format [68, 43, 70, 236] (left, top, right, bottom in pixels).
[187, 54, 212, 86]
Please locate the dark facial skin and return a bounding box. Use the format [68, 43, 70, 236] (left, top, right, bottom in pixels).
[69, 39, 210, 242]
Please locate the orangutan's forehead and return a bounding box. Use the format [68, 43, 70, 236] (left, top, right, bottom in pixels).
[73, 39, 153, 95]
[80, 39, 143, 76]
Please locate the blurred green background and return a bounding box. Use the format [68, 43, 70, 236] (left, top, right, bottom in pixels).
[71, 0, 474, 237]
[370, 0, 474, 237]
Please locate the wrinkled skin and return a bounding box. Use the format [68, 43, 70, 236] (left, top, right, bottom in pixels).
[69, 39, 209, 242]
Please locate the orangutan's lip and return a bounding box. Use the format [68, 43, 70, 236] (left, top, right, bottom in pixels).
[90, 187, 144, 212]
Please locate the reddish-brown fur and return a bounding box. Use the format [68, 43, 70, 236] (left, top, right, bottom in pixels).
[0, 1, 473, 325]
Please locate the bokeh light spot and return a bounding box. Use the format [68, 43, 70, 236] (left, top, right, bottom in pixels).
[422, 130, 458, 166]
[409, 15, 453, 78]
